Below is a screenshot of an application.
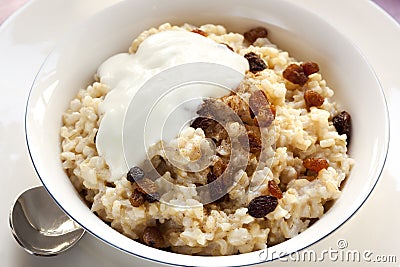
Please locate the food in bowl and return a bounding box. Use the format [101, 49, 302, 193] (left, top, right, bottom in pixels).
[60, 23, 353, 256]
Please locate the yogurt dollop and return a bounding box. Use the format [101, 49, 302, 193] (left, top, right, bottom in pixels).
[96, 30, 249, 180]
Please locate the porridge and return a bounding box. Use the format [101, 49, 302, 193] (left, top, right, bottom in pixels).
[60, 23, 353, 256]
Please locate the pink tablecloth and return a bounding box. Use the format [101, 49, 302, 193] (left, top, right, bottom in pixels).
[0, 0, 28, 24]
[0, 0, 399, 25]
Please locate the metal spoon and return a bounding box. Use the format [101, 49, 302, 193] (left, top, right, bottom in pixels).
[9, 185, 85, 256]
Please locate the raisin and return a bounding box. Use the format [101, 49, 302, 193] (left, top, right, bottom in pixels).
[221, 93, 253, 125]
[248, 131, 262, 153]
[304, 90, 324, 107]
[191, 28, 208, 37]
[249, 90, 274, 127]
[249, 90, 269, 115]
[332, 111, 351, 140]
[196, 99, 231, 123]
[190, 117, 215, 131]
[303, 157, 329, 173]
[129, 189, 145, 207]
[207, 170, 218, 184]
[212, 159, 228, 177]
[190, 117, 228, 141]
[205, 122, 228, 141]
[238, 128, 262, 153]
[268, 180, 283, 199]
[127, 166, 145, 183]
[136, 178, 157, 195]
[142, 226, 165, 248]
[254, 107, 275, 128]
[301, 62, 319, 76]
[283, 64, 308, 86]
[248, 195, 278, 218]
[244, 27, 269, 43]
[105, 182, 116, 188]
[244, 52, 267, 73]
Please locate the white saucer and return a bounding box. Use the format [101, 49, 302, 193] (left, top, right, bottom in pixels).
[1, 1, 399, 266]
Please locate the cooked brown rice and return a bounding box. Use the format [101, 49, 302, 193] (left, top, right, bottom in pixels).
[60, 23, 353, 256]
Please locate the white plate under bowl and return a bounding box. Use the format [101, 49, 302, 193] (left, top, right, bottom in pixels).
[25, 0, 389, 266]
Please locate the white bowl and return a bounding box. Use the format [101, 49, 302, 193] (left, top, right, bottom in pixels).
[25, 0, 389, 266]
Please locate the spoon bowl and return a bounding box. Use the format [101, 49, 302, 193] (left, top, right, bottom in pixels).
[9, 186, 85, 256]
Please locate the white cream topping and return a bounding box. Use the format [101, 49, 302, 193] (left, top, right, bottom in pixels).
[96, 30, 248, 180]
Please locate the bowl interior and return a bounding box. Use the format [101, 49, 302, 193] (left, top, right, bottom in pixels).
[25, 0, 389, 266]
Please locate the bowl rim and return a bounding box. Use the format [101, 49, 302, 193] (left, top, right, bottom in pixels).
[24, 0, 390, 266]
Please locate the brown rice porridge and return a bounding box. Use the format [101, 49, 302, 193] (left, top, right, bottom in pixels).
[60, 23, 354, 256]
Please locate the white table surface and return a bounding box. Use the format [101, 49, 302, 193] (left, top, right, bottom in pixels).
[0, 0, 399, 266]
